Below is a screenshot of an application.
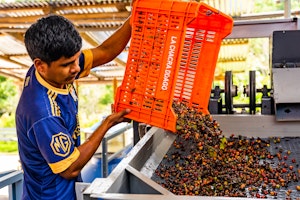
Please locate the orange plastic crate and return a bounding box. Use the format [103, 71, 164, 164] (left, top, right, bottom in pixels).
[114, 0, 233, 132]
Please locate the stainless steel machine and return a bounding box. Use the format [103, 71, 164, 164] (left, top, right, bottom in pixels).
[76, 21, 300, 200]
[76, 119, 300, 200]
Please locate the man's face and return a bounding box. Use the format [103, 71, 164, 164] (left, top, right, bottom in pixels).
[35, 51, 81, 89]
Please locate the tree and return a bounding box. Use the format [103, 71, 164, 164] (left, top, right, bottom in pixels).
[0, 76, 18, 127]
[0, 76, 17, 116]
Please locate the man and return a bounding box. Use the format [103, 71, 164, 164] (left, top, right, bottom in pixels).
[15, 13, 132, 199]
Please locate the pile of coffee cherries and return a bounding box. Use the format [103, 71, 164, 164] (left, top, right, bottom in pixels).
[152, 101, 300, 199]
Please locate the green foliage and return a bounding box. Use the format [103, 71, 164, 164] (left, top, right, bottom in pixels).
[253, 0, 283, 12]
[0, 77, 18, 126]
[99, 85, 113, 105]
[253, 0, 300, 13]
[0, 141, 18, 153]
[77, 84, 114, 128]
[0, 113, 16, 127]
[254, 0, 300, 13]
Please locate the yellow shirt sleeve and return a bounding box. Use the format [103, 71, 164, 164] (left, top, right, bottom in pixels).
[79, 49, 93, 78]
[49, 147, 80, 174]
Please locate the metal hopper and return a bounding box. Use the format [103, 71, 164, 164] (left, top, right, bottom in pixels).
[76, 115, 300, 200]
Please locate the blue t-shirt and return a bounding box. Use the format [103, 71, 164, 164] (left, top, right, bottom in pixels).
[16, 49, 93, 200]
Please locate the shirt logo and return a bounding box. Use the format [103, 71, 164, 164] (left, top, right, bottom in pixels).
[24, 76, 30, 87]
[50, 132, 71, 157]
[69, 85, 78, 102]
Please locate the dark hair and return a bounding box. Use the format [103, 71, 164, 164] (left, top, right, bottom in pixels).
[24, 14, 82, 64]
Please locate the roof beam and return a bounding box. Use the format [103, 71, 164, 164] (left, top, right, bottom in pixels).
[0, 19, 125, 32]
[51, 2, 131, 12]
[80, 32, 99, 47]
[0, 69, 23, 81]
[4, 32, 24, 43]
[0, 55, 29, 69]
[228, 18, 300, 39]
[234, 10, 300, 21]
[0, 26, 122, 32]
[0, 2, 131, 13]
[113, 58, 126, 67]
[115, 2, 128, 12]
[0, 11, 130, 24]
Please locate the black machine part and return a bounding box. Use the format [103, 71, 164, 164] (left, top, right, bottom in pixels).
[272, 30, 300, 121]
[224, 71, 237, 114]
[272, 30, 300, 66]
[209, 71, 273, 115]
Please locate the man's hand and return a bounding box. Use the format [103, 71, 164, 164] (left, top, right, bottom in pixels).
[59, 108, 132, 180]
[103, 108, 131, 128]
